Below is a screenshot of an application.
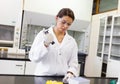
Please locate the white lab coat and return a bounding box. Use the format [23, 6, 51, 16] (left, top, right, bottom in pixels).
[29, 26, 79, 76]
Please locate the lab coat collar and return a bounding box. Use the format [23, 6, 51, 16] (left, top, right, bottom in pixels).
[49, 26, 71, 48]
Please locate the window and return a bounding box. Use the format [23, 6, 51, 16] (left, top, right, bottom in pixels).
[92, 0, 118, 14]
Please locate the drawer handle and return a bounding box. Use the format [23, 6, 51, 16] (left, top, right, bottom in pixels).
[16, 65, 23, 67]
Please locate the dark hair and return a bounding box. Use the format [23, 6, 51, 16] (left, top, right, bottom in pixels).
[56, 8, 75, 21]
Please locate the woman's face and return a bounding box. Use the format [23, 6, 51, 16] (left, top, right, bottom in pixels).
[56, 16, 73, 33]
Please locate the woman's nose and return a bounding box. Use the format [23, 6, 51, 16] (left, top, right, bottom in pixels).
[64, 23, 69, 28]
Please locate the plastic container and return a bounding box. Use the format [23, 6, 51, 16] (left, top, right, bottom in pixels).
[0, 48, 1, 57]
[69, 77, 90, 84]
[1, 48, 8, 58]
[109, 80, 117, 84]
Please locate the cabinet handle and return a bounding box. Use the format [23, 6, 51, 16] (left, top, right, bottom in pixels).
[16, 65, 23, 67]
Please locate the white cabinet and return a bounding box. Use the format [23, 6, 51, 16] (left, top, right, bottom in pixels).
[106, 15, 120, 77]
[107, 60, 120, 77]
[0, 0, 23, 48]
[84, 10, 120, 77]
[90, 13, 120, 77]
[0, 60, 25, 75]
[25, 61, 36, 75]
[0, 0, 23, 26]
[96, 16, 113, 77]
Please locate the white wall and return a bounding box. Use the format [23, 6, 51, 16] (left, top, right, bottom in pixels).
[24, 0, 93, 21]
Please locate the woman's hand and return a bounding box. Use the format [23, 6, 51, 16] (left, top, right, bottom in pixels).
[44, 30, 54, 47]
[63, 72, 74, 83]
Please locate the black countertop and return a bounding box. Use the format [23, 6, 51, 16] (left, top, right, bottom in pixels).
[0, 57, 30, 61]
[0, 74, 118, 84]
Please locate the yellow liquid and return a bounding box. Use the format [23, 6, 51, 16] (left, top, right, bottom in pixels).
[46, 80, 63, 84]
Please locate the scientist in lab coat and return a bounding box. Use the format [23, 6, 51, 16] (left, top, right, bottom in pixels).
[29, 8, 79, 83]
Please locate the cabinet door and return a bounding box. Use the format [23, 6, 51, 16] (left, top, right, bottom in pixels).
[97, 16, 114, 77]
[0, 0, 23, 26]
[97, 17, 106, 58]
[106, 15, 120, 77]
[106, 59, 120, 77]
[109, 15, 120, 60]
[25, 61, 36, 75]
[0, 60, 25, 75]
[95, 17, 107, 77]
[0, 0, 23, 48]
[14, 61, 25, 74]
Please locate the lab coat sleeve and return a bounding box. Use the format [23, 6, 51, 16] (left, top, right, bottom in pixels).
[29, 30, 48, 62]
[67, 41, 79, 76]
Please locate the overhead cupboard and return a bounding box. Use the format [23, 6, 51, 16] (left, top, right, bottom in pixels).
[97, 14, 120, 77]
[0, 0, 23, 48]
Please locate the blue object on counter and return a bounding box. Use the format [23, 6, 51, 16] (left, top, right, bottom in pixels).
[109, 80, 117, 84]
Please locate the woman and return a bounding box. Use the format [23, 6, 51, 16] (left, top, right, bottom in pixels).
[29, 8, 79, 82]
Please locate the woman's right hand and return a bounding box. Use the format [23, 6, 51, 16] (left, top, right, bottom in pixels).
[44, 31, 54, 47]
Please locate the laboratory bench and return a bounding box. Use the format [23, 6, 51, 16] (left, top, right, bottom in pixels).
[0, 52, 87, 76]
[0, 74, 118, 84]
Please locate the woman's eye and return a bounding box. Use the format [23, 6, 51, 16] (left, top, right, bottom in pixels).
[60, 20, 72, 26]
[67, 23, 71, 26]
[62, 21, 66, 24]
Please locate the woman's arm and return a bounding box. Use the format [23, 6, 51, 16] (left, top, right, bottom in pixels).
[29, 30, 48, 62]
[67, 41, 79, 76]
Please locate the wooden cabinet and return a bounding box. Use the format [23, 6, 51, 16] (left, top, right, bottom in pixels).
[0, 60, 25, 75]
